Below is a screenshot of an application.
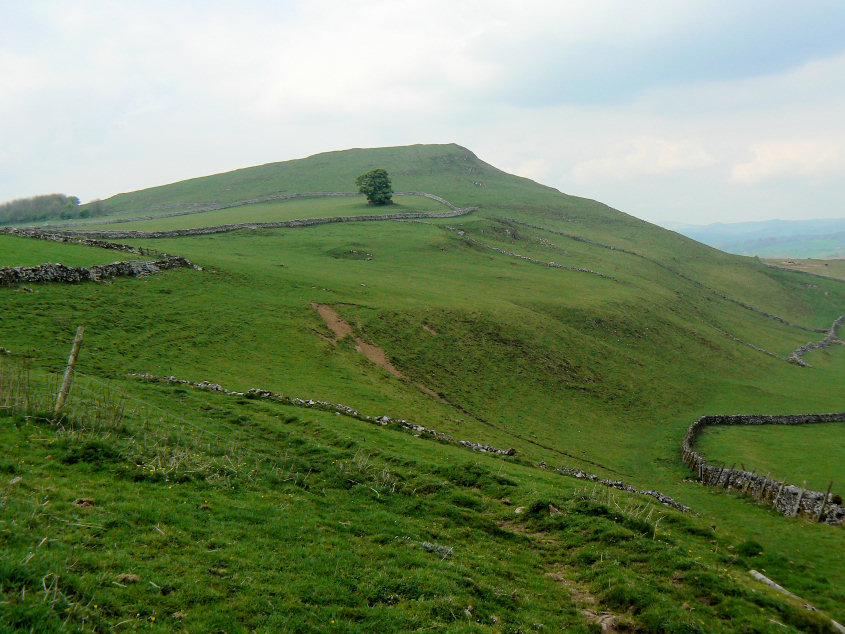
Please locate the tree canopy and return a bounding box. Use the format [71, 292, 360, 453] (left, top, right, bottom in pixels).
[0, 194, 88, 225]
[355, 168, 393, 205]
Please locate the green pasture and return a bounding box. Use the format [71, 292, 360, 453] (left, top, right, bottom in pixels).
[2, 144, 844, 630]
[78, 194, 444, 232]
[0, 366, 839, 632]
[0, 234, 134, 268]
[765, 257, 845, 282]
[697, 422, 845, 492]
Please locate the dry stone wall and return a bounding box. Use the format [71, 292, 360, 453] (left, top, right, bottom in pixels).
[0, 256, 197, 287]
[31, 191, 463, 230]
[38, 208, 477, 240]
[681, 413, 845, 525]
[130, 373, 517, 457]
[131, 374, 695, 512]
[556, 466, 692, 513]
[20, 192, 478, 240]
[787, 315, 845, 366]
[1, 227, 157, 256]
[443, 225, 615, 280]
[508, 219, 827, 334]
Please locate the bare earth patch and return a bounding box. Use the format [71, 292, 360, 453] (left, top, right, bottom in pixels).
[312, 303, 451, 405]
[311, 303, 403, 377]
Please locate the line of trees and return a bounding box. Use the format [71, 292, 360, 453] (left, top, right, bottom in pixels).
[0, 194, 105, 225]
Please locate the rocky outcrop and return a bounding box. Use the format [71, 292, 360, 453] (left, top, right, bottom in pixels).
[0, 256, 198, 287]
[130, 373, 517, 457]
[681, 413, 845, 524]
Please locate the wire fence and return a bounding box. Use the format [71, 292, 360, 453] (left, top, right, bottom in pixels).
[0, 347, 294, 488]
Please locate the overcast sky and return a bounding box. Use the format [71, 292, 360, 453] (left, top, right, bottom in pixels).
[2, 1, 845, 225]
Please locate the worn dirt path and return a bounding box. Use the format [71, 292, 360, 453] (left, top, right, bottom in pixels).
[311, 302, 444, 401]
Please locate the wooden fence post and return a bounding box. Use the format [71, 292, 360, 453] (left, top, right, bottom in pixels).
[724, 463, 737, 488]
[759, 473, 771, 500]
[792, 481, 807, 518]
[773, 481, 786, 508]
[53, 325, 85, 421]
[817, 481, 833, 523]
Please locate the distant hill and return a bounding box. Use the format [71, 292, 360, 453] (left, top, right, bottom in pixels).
[669, 218, 845, 259]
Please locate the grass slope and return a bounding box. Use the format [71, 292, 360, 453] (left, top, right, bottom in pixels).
[765, 258, 845, 282]
[77, 195, 445, 232]
[0, 235, 134, 268]
[697, 423, 845, 491]
[2, 144, 844, 631]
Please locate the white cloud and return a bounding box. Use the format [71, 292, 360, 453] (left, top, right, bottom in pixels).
[516, 158, 553, 183]
[2, 2, 845, 224]
[731, 141, 842, 185]
[570, 138, 716, 184]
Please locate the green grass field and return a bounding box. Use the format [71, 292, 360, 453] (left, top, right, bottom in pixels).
[765, 257, 845, 282]
[77, 194, 445, 232]
[2, 144, 844, 631]
[697, 423, 845, 492]
[0, 234, 135, 268]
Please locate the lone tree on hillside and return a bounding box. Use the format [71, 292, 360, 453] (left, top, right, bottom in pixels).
[355, 168, 393, 205]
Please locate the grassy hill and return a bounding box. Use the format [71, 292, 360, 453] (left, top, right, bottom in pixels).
[2, 144, 844, 632]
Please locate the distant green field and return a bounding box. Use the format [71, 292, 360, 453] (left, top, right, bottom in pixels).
[0, 234, 132, 267]
[697, 422, 845, 493]
[765, 257, 845, 282]
[78, 194, 445, 232]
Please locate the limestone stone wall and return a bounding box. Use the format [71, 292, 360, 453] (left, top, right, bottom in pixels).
[23, 207, 477, 240]
[30, 191, 467, 230]
[130, 373, 517, 457]
[787, 315, 845, 366]
[0, 255, 197, 286]
[1, 227, 154, 255]
[681, 413, 845, 524]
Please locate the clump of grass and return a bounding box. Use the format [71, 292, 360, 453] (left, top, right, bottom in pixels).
[60, 439, 121, 466]
[736, 539, 764, 558]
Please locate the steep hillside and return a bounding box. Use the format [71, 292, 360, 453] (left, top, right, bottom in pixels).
[2, 144, 844, 631]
